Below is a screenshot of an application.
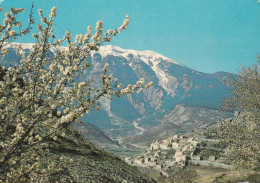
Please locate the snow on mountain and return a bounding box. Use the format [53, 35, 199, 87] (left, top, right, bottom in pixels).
[95, 45, 182, 96]
[97, 45, 182, 66]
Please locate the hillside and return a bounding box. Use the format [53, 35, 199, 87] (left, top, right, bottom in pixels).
[23, 126, 156, 183]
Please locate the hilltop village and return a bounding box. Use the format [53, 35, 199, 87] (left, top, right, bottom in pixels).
[124, 135, 232, 177]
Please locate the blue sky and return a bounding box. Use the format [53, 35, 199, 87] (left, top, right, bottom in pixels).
[1, 0, 260, 73]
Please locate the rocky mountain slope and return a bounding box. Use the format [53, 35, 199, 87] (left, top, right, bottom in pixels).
[80, 45, 232, 140]
[2, 43, 232, 144]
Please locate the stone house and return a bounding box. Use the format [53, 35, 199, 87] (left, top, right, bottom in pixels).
[164, 160, 176, 167]
[171, 142, 179, 149]
[174, 150, 183, 157]
[176, 155, 188, 162]
[178, 161, 187, 167]
[208, 155, 216, 161]
[144, 156, 152, 163]
[147, 155, 157, 162]
[175, 156, 182, 162]
[147, 161, 156, 167]
[162, 139, 171, 144]
[150, 141, 160, 151]
[179, 135, 186, 140]
[173, 135, 179, 139]
[190, 141, 199, 149]
[170, 139, 176, 143]
[181, 155, 188, 161]
[160, 143, 171, 150]
[187, 136, 198, 143]
[191, 156, 201, 161]
[182, 145, 190, 152]
[145, 149, 151, 153]
[124, 157, 133, 165]
[134, 158, 144, 165]
[156, 164, 163, 170]
[154, 150, 162, 157]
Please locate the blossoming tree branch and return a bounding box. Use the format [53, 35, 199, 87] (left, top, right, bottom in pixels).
[0, 5, 153, 182]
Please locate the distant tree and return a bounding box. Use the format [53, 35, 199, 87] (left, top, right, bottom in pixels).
[212, 112, 260, 169]
[0, 5, 153, 182]
[222, 60, 260, 113]
[208, 61, 260, 170]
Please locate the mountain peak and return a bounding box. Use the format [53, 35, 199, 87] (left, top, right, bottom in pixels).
[98, 45, 183, 66]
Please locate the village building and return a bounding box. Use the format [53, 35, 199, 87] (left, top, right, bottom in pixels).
[209, 155, 216, 161]
[191, 155, 201, 161]
[162, 139, 171, 144]
[174, 150, 184, 162]
[174, 150, 183, 157]
[151, 156, 157, 162]
[145, 149, 151, 153]
[124, 157, 133, 165]
[179, 135, 186, 140]
[178, 161, 187, 167]
[182, 145, 190, 151]
[156, 164, 163, 170]
[175, 155, 188, 163]
[164, 160, 175, 167]
[173, 135, 179, 139]
[134, 158, 144, 165]
[171, 142, 179, 149]
[181, 155, 188, 161]
[154, 150, 162, 157]
[144, 156, 152, 163]
[160, 142, 172, 150]
[150, 141, 160, 151]
[191, 141, 199, 147]
[147, 161, 156, 167]
[187, 137, 195, 143]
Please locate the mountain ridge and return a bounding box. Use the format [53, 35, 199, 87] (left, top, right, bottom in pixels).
[2, 43, 232, 144]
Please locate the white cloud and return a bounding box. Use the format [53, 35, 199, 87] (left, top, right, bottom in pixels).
[0, 0, 4, 3]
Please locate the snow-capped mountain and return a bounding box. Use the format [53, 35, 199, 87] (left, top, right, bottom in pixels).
[2, 43, 232, 142]
[80, 45, 232, 140]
